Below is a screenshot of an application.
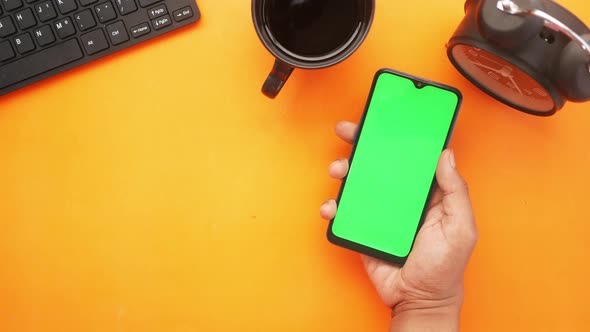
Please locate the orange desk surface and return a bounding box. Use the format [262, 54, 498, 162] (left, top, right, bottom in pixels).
[0, 1, 589, 331]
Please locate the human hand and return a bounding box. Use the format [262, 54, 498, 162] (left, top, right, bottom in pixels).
[321, 121, 477, 331]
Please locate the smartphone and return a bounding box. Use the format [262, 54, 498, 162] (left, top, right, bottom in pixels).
[327, 69, 462, 265]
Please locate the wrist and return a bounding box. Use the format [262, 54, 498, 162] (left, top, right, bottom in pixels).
[390, 296, 463, 332]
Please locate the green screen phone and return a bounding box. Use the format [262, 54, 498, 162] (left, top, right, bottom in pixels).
[327, 69, 462, 265]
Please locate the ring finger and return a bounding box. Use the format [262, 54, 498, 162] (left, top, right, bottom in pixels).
[329, 158, 350, 179]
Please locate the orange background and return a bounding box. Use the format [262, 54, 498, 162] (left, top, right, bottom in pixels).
[1, 0, 589, 331]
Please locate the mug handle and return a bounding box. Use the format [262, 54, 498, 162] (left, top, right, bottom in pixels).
[262, 59, 294, 99]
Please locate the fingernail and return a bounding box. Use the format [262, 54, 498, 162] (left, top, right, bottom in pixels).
[320, 202, 329, 216]
[330, 158, 346, 168]
[449, 149, 456, 169]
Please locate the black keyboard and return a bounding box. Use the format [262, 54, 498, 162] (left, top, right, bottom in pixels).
[0, 0, 200, 95]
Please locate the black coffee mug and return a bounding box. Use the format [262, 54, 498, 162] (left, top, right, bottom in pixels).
[252, 0, 375, 98]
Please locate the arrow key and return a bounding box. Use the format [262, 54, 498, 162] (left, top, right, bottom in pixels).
[130, 22, 150, 38]
[172, 6, 192, 22]
[151, 14, 170, 30]
[148, 4, 167, 19]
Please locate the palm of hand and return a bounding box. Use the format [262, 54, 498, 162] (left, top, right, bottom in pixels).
[362, 189, 466, 309]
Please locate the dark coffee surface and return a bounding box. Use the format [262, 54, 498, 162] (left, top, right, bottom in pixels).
[264, 0, 360, 58]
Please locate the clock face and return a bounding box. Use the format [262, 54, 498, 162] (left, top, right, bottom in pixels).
[450, 44, 555, 113]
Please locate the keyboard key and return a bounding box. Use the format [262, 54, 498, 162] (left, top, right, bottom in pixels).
[151, 14, 170, 30]
[115, 0, 136, 16]
[1, 0, 200, 95]
[130, 21, 149, 38]
[80, 28, 108, 54]
[94, 2, 116, 23]
[138, 0, 159, 8]
[54, 16, 75, 38]
[0, 39, 83, 89]
[14, 32, 35, 53]
[147, 4, 166, 19]
[2, 0, 23, 11]
[79, 0, 98, 6]
[172, 6, 192, 22]
[35, 1, 57, 22]
[56, 0, 77, 14]
[14, 8, 36, 30]
[74, 9, 95, 31]
[0, 16, 16, 37]
[106, 20, 127, 45]
[33, 24, 55, 46]
[0, 40, 15, 61]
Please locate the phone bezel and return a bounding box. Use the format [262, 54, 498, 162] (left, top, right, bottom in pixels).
[327, 68, 463, 265]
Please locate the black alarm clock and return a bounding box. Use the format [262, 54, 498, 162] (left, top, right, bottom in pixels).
[447, 0, 590, 116]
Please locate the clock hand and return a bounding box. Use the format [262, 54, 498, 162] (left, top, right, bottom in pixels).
[506, 75, 524, 95]
[472, 59, 525, 94]
[470, 60, 503, 73]
[479, 54, 506, 67]
[495, 66, 524, 95]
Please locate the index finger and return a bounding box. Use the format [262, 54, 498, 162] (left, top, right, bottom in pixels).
[335, 121, 358, 145]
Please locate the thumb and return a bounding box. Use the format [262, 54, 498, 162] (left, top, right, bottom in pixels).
[435, 149, 473, 223]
